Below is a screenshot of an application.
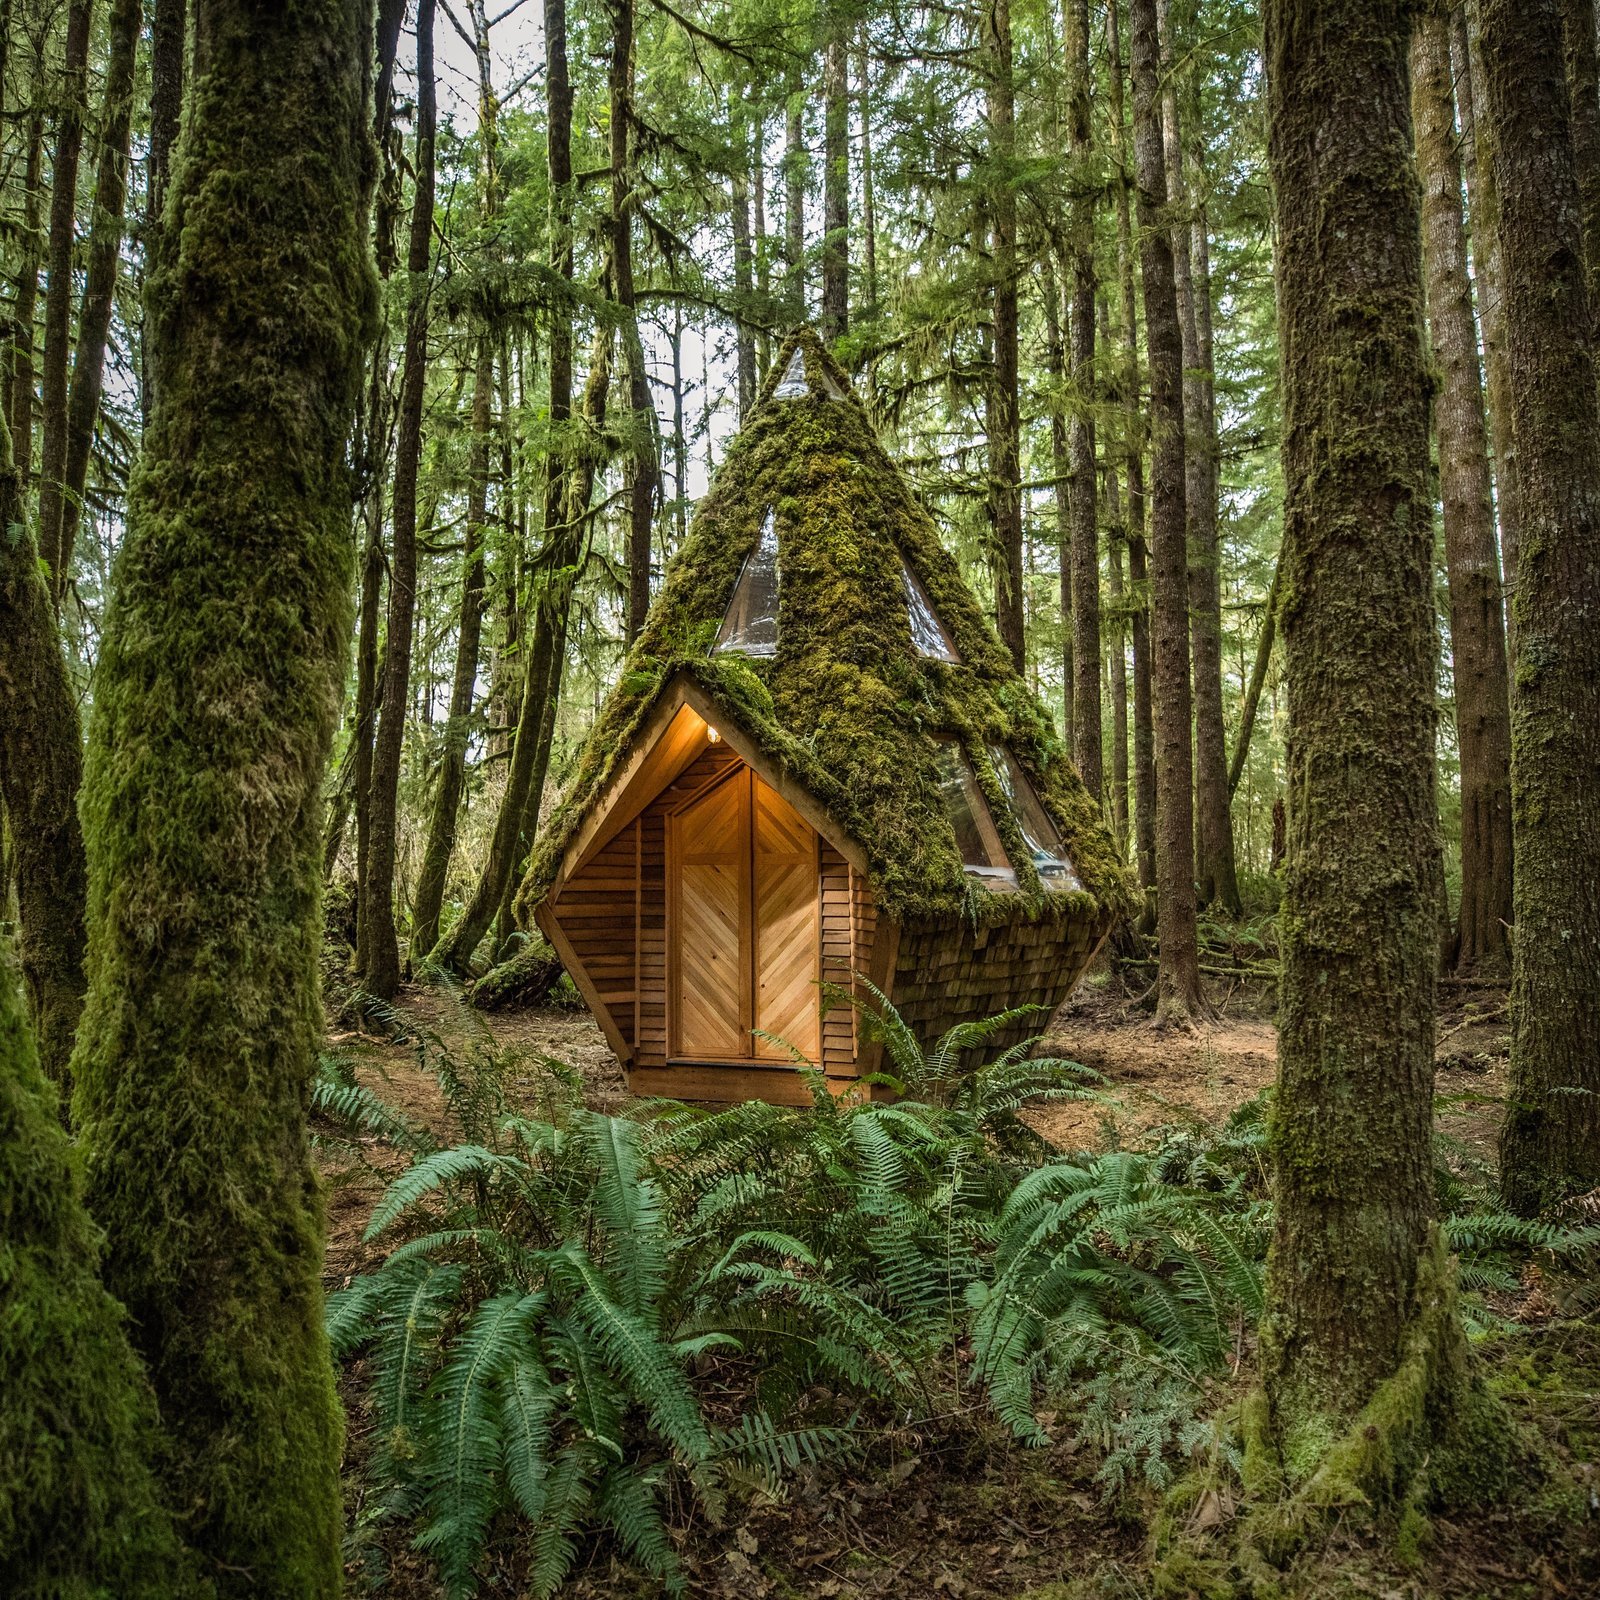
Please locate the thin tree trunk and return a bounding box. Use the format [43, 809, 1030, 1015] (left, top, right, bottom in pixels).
[986, 0, 1024, 672]
[1043, 257, 1074, 755]
[1481, 0, 1600, 1215]
[1105, 446, 1132, 855]
[441, 327, 612, 971]
[821, 29, 849, 341]
[1065, 0, 1102, 806]
[785, 66, 805, 318]
[1262, 0, 1465, 1480]
[731, 92, 757, 417]
[8, 91, 44, 492]
[0, 428, 85, 1086]
[1458, 0, 1522, 662]
[1414, 11, 1514, 976]
[360, 0, 438, 999]
[36, 0, 94, 598]
[858, 34, 878, 315]
[54, 0, 140, 602]
[611, 0, 657, 644]
[1226, 541, 1281, 800]
[1108, 0, 1156, 899]
[1130, 0, 1203, 1019]
[70, 0, 376, 1580]
[142, 0, 184, 424]
[671, 305, 687, 546]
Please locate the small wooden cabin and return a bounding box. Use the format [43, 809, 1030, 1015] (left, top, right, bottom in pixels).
[518, 330, 1130, 1103]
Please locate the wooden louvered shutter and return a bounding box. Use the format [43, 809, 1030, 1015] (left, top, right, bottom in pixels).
[671, 773, 748, 1058]
[753, 780, 821, 1060]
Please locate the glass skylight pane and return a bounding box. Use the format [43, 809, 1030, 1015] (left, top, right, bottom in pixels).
[713, 510, 780, 656]
[903, 564, 958, 660]
[773, 349, 809, 398]
[989, 744, 1082, 890]
[932, 741, 1016, 885]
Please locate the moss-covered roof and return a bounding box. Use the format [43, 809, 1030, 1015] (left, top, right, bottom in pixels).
[518, 328, 1133, 927]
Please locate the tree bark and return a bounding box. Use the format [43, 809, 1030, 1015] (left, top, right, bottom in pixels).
[1480, 0, 1600, 1215]
[1457, 0, 1522, 663]
[610, 0, 658, 645]
[985, 0, 1025, 672]
[1107, 0, 1157, 899]
[360, 0, 438, 1000]
[1413, 10, 1514, 976]
[1262, 0, 1456, 1467]
[7, 92, 45, 474]
[1130, 0, 1203, 1018]
[53, 0, 140, 603]
[821, 28, 850, 341]
[70, 0, 376, 1583]
[0, 426, 85, 1086]
[36, 0, 94, 600]
[1066, 0, 1102, 805]
[785, 67, 806, 317]
[1561, 0, 1600, 317]
[1043, 257, 1074, 755]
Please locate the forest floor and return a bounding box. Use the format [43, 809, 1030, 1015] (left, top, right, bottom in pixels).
[317, 971, 1598, 1600]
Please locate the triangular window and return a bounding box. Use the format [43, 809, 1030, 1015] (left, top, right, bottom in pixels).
[773, 349, 809, 399]
[932, 740, 1016, 887]
[714, 510, 780, 657]
[903, 563, 958, 661]
[989, 744, 1082, 890]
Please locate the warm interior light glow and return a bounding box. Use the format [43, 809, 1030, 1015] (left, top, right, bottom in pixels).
[707, 726, 721, 743]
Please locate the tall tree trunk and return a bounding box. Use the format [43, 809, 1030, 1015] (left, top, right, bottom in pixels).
[858, 35, 878, 315]
[70, 0, 377, 1584]
[821, 29, 850, 341]
[442, 327, 612, 971]
[0, 427, 85, 1085]
[1561, 0, 1600, 314]
[36, 0, 94, 599]
[1261, 0, 1465, 1480]
[360, 0, 438, 1000]
[1481, 0, 1600, 1215]
[1043, 257, 1074, 754]
[1107, 0, 1157, 899]
[1066, 0, 1102, 805]
[671, 305, 688, 546]
[409, 0, 492, 964]
[785, 66, 805, 317]
[730, 92, 757, 417]
[8, 93, 45, 471]
[1105, 449, 1132, 855]
[1413, 11, 1514, 976]
[1457, 0, 1522, 661]
[1226, 542, 1281, 800]
[611, 0, 657, 644]
[986, 0, 1025, 672]
[1130, 0, 1203, 1018]
[53, 0, 140, 602]
[142, 0, 184, 423]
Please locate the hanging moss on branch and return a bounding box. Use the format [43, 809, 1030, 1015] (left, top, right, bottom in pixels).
[0, 947, 198, 1599]
[68, 0, 378, 1594]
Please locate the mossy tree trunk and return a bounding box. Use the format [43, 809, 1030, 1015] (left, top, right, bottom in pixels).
[1413, 8, 1514, 977]
[6, 80, 44, 470]
[1479, 0, 1600, 1215]
[55, 0, 140, 593]
[70, 0, 376, 1589]
[821, 26, 850, 342]
[0, 947, 194, 1598]
[985, 0, 1025, 674]
[0, 425, 85, 1085]
[1261, 0, 1452, 1465]
[360, 0, 438, 1000]
[1066, 0, 1102, 806]
[1042, 256, 1075, 757]
[35, 0, 92, 603]
[1456, 0, 1521, 663]
[142, 0, 184, 423]
[1107, 0, 1157, 898]
[1130, 0, 1204, 1016]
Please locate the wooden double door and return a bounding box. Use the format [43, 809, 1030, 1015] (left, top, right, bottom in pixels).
[669, 766, 821, 1063]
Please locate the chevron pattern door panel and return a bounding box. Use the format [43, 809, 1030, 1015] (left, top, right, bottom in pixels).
[754, 782, 821, 1060]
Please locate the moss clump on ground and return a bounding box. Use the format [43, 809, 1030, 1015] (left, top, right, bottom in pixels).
[518, 328, 1133, 931]
[67, 0, 376, 1593]
[0, 948, 197, 1599]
